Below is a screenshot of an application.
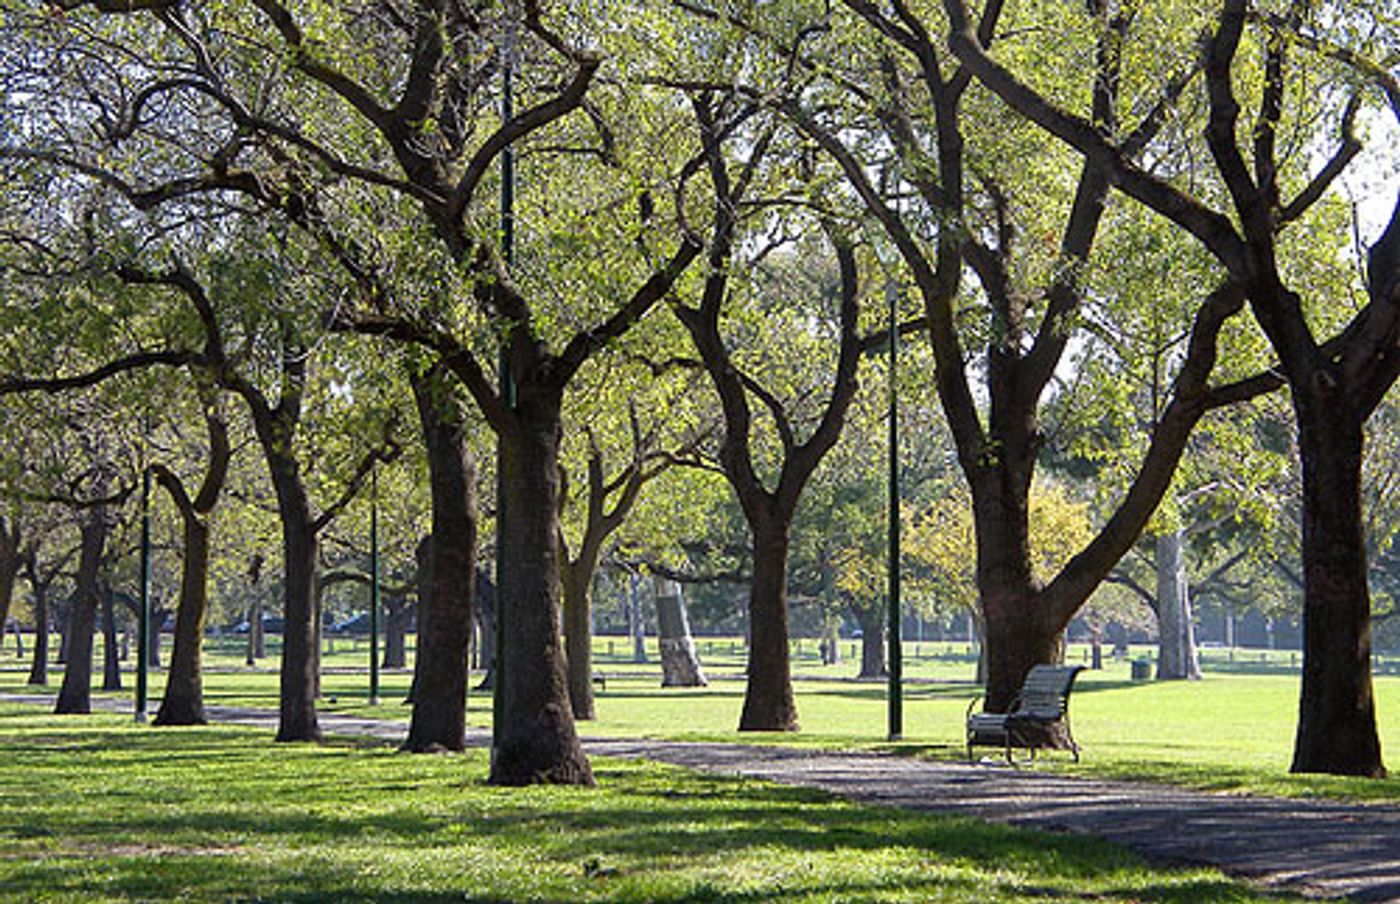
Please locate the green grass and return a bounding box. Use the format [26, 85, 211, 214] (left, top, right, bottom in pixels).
[6, 637, 1400, 801]
[0, 707, 1307, 903]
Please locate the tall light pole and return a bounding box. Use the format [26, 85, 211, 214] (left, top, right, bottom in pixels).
[369, 463, 381, 705]
[136, 464, 151, 723]
[886, 269, 903, 742]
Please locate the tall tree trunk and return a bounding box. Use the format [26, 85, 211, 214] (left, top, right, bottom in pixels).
[155, 515, 212, 725]
[55, 505, 109, 714]
[56, 601, 68, 666]
[654, 576, 706, 687]
[973, 469, 1055, 711]
[1291, 403, 1384, 776]
[855, 604, 886, 679]
[27, 571, 48, 686]
[0, 522, 20, 640]
[820, 615, 841, 665]
[100, 583, 121, 691]
[628, 571, 647, 663]
[403, 368, 477, 752]
[473, 568, 495, 689]
[262, 447, 321, 742]
[405, 536, 430, 705]
[383, 596, 409, 669]
[739, 523, 798, 731]
[1155, 529, 1202, 680]
[488, 399, 593, 785]
[147, 609, 162, 669]
[561, 560, 596, 720]
[246, 596, 264, 663]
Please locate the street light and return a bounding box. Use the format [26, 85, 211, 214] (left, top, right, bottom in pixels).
[886, 262, 903, 742]
[136, 463, 151, 723]
[369, 463, 381, 706]
[875, 165, 903, 742]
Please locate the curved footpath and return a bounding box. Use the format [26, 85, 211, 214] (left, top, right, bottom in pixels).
[6, 693, 1398, 902]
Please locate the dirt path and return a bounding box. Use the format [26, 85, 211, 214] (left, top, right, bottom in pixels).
[7, 693, 1397, 901]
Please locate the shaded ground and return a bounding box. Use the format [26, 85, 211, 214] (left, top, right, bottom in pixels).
[6, 692, 1395, 901]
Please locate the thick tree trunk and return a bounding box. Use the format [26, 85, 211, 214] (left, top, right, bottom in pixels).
[155, 516, 211, 725]
[1155, 530, 1202, 681]
[739, 524, 798, 731]
[855, 605, 886, 679]
[561, 560, 596, 720]
[147, 610, 162, 669]
[55, 506, 109, 714]
[274, 495, 321, 742]
[0, 530, 20, 642]
[973, 467, 1051, 711]
[654, 576, 706, 687]
[1291, 404, 1384, 776]
[27, 585, 48, 685]
[403, 369, 477, 753]
[406, 536, 430, 705]
[488, 399, 593, 785]
[100, 584, 121, 691]
[982, 593, 1062, 713]
[474, 568, 496, 688]
[246, 596, 264, 664]
[383, 596, 409, 669]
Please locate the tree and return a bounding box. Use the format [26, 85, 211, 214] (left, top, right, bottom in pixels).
[403, 364, 476, 752]
[151, 376, 230, 725]
[943, 0, 1400, 776]
[766, 0, 1272, 714]
[676, 172, 867, 729]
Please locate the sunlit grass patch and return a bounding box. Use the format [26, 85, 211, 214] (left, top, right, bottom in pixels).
[0, 710, 1303, 902]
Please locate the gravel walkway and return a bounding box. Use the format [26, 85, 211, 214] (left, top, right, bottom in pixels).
[7, 693, 1398, 901]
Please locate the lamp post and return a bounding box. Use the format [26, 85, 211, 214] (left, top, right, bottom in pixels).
[136, 464, 151, 723]
[874, 165, 904, 742]
[886, 269, 903, 742]
[369, 463, 380, 705]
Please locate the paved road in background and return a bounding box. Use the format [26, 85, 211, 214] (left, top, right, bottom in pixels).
[6, 693, 1398, 901]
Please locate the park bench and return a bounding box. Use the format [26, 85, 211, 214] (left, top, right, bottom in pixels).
[965, 664, 1084, 763]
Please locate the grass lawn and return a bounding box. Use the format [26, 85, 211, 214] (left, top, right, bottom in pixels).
[5, 637, 1400, 801]
[0, 707, 1307, 903]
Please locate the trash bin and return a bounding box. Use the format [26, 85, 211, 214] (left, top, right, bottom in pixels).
[1130, 659, 1152, 681]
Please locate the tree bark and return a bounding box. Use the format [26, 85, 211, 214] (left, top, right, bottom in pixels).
[0, 520, 21, 642]
[739, 523, 798, 731]
[1155, 530, 1202, 680]
[154, 391, 229, 726]
[855, 604, 886, 679]
[55, 504, 109, 714]
[246, 595, 264, 663]
[383, 595, 409, 669]
[100, 583, 121, 691]
[1291, 399, 1384, 776]
[488, 393, 593, 785]
[473, 568, 495, 688]
[154, 513, 212, 724]
[561, 559, 597, 720]
[260, 440, 322, 742]
[26, 576, 48, 685]
[403, 367, 477, 752]
[654, 576, 707, 687]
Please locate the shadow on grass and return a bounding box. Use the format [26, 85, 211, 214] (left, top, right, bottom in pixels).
[0, 723, 1303, 904]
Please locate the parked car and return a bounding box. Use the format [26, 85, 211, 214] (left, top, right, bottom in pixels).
[231, 615, 284, 634]
[330, 613, 373, 635]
